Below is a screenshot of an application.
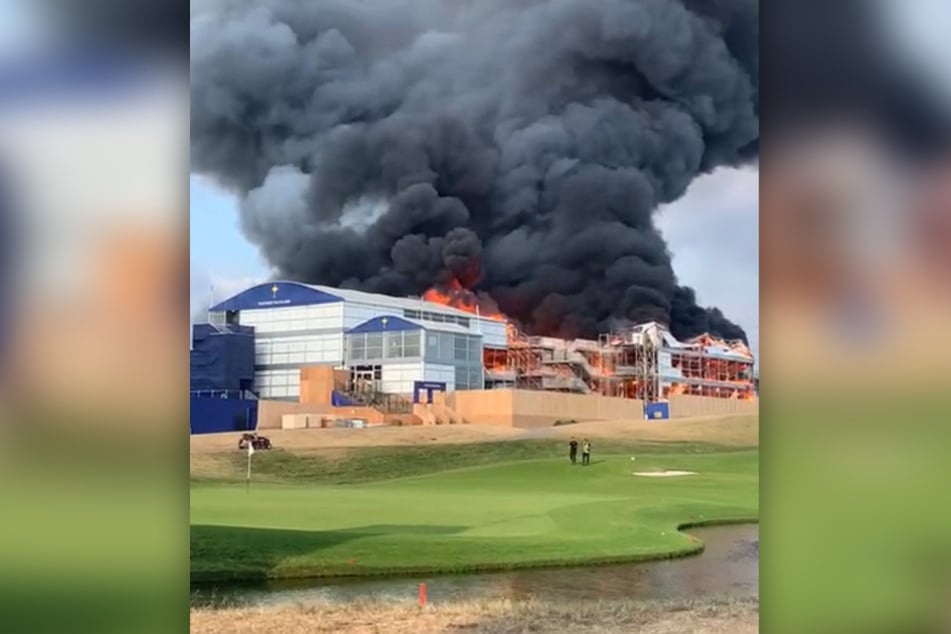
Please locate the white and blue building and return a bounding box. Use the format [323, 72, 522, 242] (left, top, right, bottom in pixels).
[200, 281, 508, 400]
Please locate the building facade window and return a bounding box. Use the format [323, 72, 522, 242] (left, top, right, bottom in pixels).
[345, 329, 425, 363]
[403, 331, 421, 357]
[403, 308, 470, 329]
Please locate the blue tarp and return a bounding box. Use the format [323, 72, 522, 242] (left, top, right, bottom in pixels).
[331, 390, 356, 407]
[190, 323, 256, 393]
[644, 402, 670, 420]
[190, 396, 258, 435]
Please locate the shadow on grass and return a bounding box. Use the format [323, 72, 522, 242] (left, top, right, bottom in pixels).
[191, 524, 465, 584]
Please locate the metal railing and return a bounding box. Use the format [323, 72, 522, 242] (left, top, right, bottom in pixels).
[190, 389, 258, 400]
[338, 384, 412, 414]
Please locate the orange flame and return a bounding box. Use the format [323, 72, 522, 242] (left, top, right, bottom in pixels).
[422, 278, 506, 320]
[423, 278, 523, 345]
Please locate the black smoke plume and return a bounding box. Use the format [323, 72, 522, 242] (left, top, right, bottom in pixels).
[191, 0, 758, 342]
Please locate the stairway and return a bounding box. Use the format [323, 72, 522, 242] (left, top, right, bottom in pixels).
[413, 402, 467, 425]
[541, 346, 596, 393]
[338, 384, 413, 414]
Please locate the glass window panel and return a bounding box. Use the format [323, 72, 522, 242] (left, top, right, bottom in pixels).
[437, 334, 451, 362]
[366, 332, 383, 358]
[349, 335, 365, 361]
[453, 335, 468, 361]
[403, 331, 420, 357]
[455, 365, 468, 389]
[385, 332, 403, 359]
[366, 333, 383, 347]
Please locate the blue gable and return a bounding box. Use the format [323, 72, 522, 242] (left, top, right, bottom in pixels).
[211, 282, 342, 311]
[347, 315, 422, 334]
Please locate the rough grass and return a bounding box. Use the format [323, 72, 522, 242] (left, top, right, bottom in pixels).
[190, 596, 759, 634]
[193, 439, 738, 485]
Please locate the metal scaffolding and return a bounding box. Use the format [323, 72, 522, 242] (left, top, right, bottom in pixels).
[483, 321, 754, 402]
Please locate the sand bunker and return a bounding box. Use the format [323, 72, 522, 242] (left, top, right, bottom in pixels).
[633, 470, 697, 477]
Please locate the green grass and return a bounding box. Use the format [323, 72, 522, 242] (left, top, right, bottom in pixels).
[192, 439, 740, 486]
[191, 443, 758, 583]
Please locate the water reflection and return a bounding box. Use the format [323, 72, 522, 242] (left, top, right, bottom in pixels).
[192, 524, 758, 608]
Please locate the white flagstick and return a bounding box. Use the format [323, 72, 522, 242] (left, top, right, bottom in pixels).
[246, 441, 254, 495]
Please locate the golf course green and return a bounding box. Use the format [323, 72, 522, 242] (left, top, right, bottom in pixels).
[191, 441, 758, 583]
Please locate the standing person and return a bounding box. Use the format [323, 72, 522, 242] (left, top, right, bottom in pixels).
[569, 437, 578, 464]
[582, 439, 592, 466]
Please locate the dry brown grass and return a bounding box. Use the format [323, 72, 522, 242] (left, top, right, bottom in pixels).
[191, 598, 758, 634]
[548, 415, 759, 446]
[191, 414, 757, 454]
[190, 415, 757, 479]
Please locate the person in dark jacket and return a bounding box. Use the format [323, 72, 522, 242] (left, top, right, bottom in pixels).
[568, 437, 578, 464]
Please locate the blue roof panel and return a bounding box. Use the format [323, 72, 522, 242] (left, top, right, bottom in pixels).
[210, 282, 342, 311]
[347, 315, 423, 334]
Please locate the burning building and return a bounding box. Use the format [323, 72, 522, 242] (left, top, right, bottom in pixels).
[192, 280, 754, 405]
[190, 0, 758, 352]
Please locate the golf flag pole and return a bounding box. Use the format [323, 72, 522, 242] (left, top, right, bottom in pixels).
[246, 441, 254, 494]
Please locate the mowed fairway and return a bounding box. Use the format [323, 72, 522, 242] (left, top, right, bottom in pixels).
[191, 437, 757, 582]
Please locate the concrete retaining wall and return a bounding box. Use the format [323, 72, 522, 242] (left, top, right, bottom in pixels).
[447, 390, 515, 426]
[257, 399, 421, 429]
[511, 390, 645, 428]
[448, 389, 645, 428]
[258, 391, 758, 430]
[668, 395, 759, 418]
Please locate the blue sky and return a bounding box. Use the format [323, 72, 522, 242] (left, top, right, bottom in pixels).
[189, 175, 268, 314]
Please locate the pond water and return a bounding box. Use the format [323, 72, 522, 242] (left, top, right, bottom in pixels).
[191, 523, 758, 608]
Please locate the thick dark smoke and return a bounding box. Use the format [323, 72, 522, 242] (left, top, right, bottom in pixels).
[191, 0, 757, 342]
